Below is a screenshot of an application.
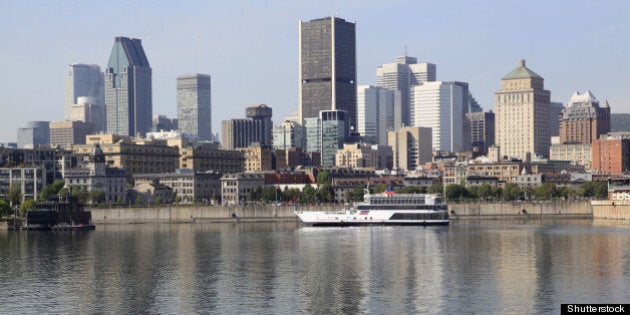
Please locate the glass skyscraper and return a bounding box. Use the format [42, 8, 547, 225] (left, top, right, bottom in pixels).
[177, 74, 212, 141]
[299, 17, 357, 130]
[105, 37, 152, 137]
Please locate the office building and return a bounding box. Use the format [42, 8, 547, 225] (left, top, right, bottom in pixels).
[152, 115, 178, 132]
[105, 37, 152, 137]
[592, 133, 630, 175]
[495, 60, 551, 159]
[17, 121, 50, 149]
[134, 169, 221, 204]
[559, 91, 610, 144]
[376, 56, 436, 129]
[411, 81, 468, 152]
[64, 64, 104, 122]
[304, 117, 321, 154]
[237, 144, 274, 172]
[357, 85, 396, 145]
[299, 17, 357, 129]
[221, 104, 273, 150]
[466, 111, 495, 155]
[69, 96, 106, 132]
[549, 101, 564, 138]
[387, 126, 432, 171]
[335, 143, 392, 170]
[49, 121, 94, 148]
[272, 120, 306, 150]
[320, 110, 350, 167]
[177, 74, 212, 141]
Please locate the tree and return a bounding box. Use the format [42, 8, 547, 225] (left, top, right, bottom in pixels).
[155, 196, 162, 204]
[135, 195, 143, 205]
[57, 187, 69, 197]
[372, 184, 388, 194]
[533, 183, 558, 200]
[502, 183, 523, 201]
[7, 183, 22, 208]
[317, 184, 335, 203]
[89, 190, 106, 204]
[477, 184, 493, 201]
[316, 170, 331, 186]
[397, 186, 427, 194]
[579, 182, 607, 199]
[301, 184, 317, 203]
[19, 199, 36, 217]
[428, 183, 443, 194]
[0, 200, 11, 217]
[347, 184, 367, 202]
[445, 184, 469, 201]
[39, 179, 65, 200]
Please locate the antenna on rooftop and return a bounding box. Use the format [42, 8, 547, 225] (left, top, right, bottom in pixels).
[404, 45, 407, 57]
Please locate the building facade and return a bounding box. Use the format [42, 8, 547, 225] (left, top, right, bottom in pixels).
[335, 143, 392, 170]
[559, 91, 610, 145]
[221, 104, 273, 150]
[49, 121, 94, 148]
[236, 145, 274, 172]
[272, 120, 306, 150]
[320, 110, 350, 167]
[466, 111, 495, 155]
[105, 37, 152, 137]
[64, 64, 105, 122]
[495, 60, 551, 159]
[357, 85, 396, 145]
[299, 17, 357, 129]
[177, 74, 212, 141]
[411, 81, 467, 152]
[0, 167, 46, 202]
[387, 126, 432, 171]
[134, 170, 221, 204]
[592, 133, 630, 175]
[179, 143, 244, 174]
[17, 121, 50, 149]
[220, 173, 265, 206]
[376, 56, 436, 129]
[69, 96, 106, 133]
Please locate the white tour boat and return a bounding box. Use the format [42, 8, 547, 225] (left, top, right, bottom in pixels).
[295, 189, 449, 226]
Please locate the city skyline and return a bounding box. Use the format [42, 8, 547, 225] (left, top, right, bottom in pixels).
[1, 1, 629, 143]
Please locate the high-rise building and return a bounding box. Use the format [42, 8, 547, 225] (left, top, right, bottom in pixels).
[411, 81, 468, 152]
[466, 111, 495, 155]
[105, 37, 152, 137]
[376, 56, 436, 129]
[549, 101, 564, 138]
[387, 126, 432, 171]
[177, 74, 212, 141]
[320, 110, 350, 167]
[559, 91, 610, 144]
[299, 17, 357, 129]
[592, 132, 630, 175]
[357, 85, 397, 146]
[152, 115, 178, 132]
[495, 60, 551, 159]
[64, 64, 104, 121]
[272, 120, 305, 150]
[17, 121, 50, 149]
[221, 104, 273, 150]
[304, 117, 321, 154]
[69, 96, 106, 132]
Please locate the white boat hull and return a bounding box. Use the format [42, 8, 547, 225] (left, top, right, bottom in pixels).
[295, 209, 449, 226]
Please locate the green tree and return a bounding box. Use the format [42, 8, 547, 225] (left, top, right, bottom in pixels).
[445, 184, 469, 201]
[155, 196, 162, 204]
[347, 184, 367, 202]
[301, 184, 317, 203]
[89, 190, 106, 204]
[19, 199, 37, 217]
[0, 200, 11, 217]
[317, 184, 335, 203]
[7, 183, 22, 208]
[502, 183, 523, 201]
[71, 187, 89, 204]
[135, 195, 143, 205]
[579, 182, 607, 199]
[372, 184, 388, 194]
[477, 184, 493, 201]
[558, 186, 578, 200]
[57, 187, 69, 197]
[39, 179, 66, 200]
[397, 186, 427, 194]
[428, 183, 444, 194]
[533, 183, 558, 200]
[316, 170, 331, 186]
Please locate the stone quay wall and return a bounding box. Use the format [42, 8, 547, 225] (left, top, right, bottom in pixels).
[591, 200, 630, 220]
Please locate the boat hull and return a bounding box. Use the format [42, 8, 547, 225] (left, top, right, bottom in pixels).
[295, 210, 449, 226]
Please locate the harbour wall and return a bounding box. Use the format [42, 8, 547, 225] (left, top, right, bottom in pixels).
[448, 201, 593, 220]
[591, 200, 630, 220]
[89, 201, 595, 224]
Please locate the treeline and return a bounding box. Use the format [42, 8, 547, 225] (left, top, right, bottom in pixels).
[443, 182, 608, 202]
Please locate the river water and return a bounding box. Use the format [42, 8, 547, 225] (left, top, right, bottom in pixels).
[1, 220, 629, 314]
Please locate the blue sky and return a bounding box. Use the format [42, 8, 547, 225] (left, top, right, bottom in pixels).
[1, 0, 629, 143]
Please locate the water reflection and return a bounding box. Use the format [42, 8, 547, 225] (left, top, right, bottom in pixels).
[1, 220, 630, 313]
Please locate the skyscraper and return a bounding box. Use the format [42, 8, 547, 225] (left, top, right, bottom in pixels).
[177, 74, 212, 141]
[64, 64, 105, 122]
[320, 110, 350, 167]
[221, 104, 273, 150]
[411, 81, 468, 152]
[17, 121, 50, 149]
[559, 91, 610, 144]
[376, 56, 436, 129]
[357, 85, 397, 146]
[105, 37, 152, 137]
[495, 60, 550, 159]
[299, 17, 357, 129]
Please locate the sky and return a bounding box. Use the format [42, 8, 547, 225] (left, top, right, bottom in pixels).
[1, 0, 629, 143]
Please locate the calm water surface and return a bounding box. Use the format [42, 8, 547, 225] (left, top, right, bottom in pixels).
[1, 220, 630, 314]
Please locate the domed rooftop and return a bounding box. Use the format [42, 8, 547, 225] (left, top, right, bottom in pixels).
[502, 59, 543, 80]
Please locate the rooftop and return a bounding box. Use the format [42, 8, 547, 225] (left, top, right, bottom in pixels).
[502, 59, 543, 80]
